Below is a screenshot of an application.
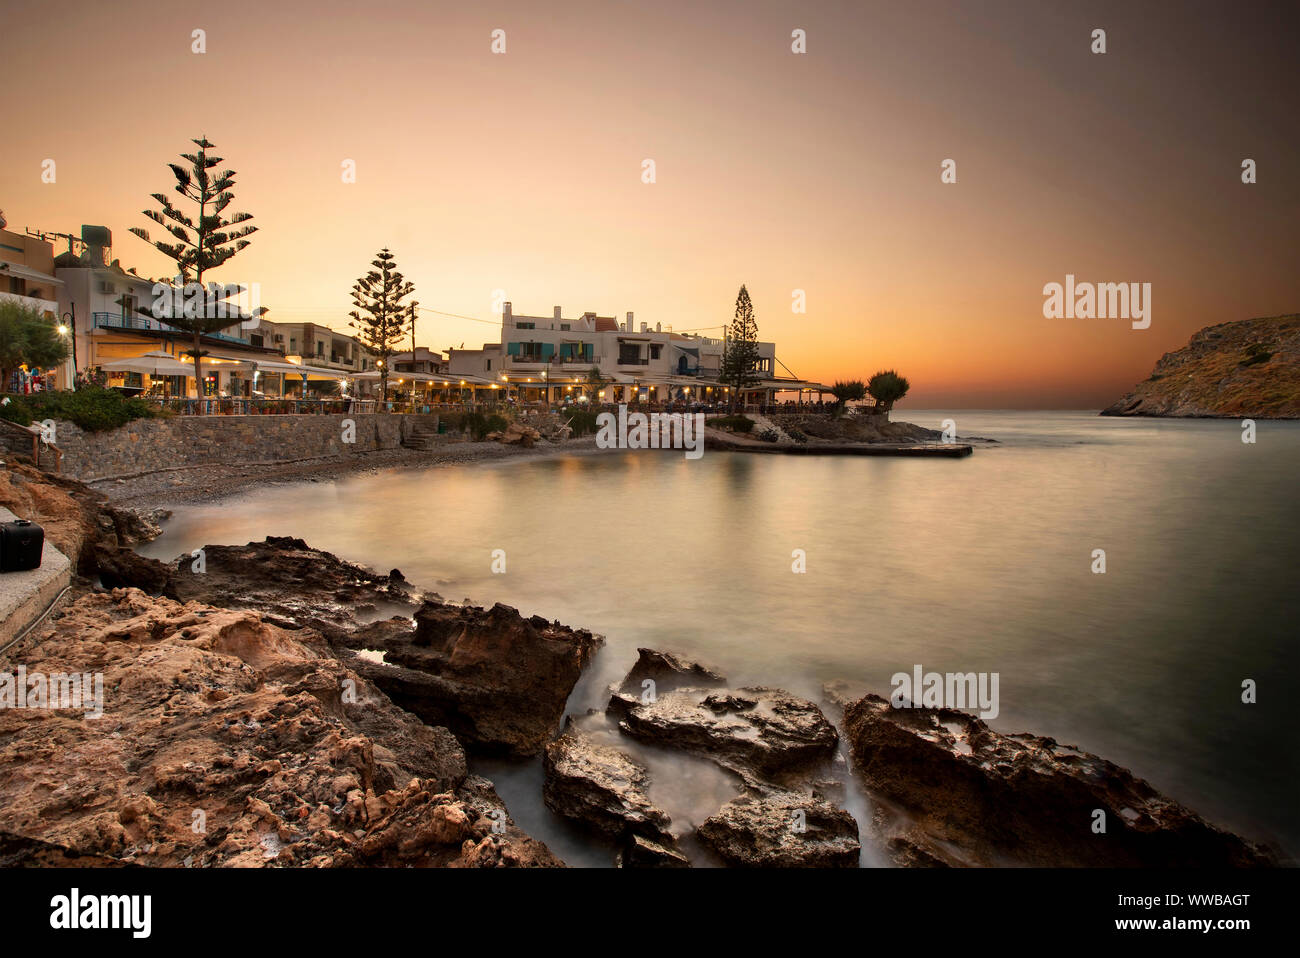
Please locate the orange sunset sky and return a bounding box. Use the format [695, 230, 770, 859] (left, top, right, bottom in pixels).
[2, 0, 1297, 407]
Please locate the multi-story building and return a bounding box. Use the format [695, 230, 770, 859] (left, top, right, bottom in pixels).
[245, 318, 378, 375]
[0, 227, 68, 388]
[447, 302, 783, 404]
[53, 226, 281, 397]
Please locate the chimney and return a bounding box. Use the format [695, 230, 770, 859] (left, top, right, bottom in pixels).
[626, 311, 634, 329]
[640, 322, 648, 333]
[655, 323, 661, 333]
[503, 301, 512, 323]
[553, 306, 562, 320]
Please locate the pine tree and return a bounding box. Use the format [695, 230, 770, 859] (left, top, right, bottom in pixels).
[721, 284, 760, 410]
[349, 249, 415, 405]
[130, 137, 257, 399]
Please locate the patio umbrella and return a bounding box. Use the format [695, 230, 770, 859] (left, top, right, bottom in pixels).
[100, 350, 201, 377]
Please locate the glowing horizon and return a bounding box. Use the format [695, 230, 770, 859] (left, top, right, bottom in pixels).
[2, 0, 1296, 407]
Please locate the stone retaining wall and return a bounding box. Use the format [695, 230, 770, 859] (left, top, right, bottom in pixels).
[47, 414, 441, 482]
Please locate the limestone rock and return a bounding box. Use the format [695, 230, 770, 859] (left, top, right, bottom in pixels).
[609, 685, 839, 783]
[0, 589, 558, 868]
[542, 723, 674, 844]
[841, 692, 1276, 867]
[697, 793, 860, 867]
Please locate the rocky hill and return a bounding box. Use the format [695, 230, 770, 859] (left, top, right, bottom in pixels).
[1102, 313, 1300, 418]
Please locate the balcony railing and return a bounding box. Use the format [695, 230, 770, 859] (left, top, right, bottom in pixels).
[92, 312, 250, 344]
[617, 357, 650, 366]
[508, 355, 595, 366]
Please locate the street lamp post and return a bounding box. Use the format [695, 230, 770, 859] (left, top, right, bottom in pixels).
[60, 304, 78, 391]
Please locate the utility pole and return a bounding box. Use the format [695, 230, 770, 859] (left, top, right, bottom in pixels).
[408, 301, 418, 406]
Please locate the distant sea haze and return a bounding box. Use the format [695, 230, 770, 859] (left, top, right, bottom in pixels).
[140, 411, 1300, 862]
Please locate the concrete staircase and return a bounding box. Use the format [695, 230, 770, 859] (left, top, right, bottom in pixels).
[745, 413, 795, 443]
[401, 419, 442, 451]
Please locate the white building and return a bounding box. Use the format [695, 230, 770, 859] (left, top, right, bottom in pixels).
[447, 303, 786, 405]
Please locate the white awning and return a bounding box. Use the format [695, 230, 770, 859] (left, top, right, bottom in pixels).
[246, 360, 350, 380]
[0, 262, 63, 285]
[100, 351, 197, 376]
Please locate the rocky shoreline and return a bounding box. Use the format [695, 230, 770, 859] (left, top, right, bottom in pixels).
[0, 461, 1280, 868]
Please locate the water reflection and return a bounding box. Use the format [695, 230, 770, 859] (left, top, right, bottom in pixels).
[139, 412, 1300, 857]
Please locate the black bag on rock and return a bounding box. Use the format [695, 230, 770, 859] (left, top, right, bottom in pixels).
[0, 518, 44, 572]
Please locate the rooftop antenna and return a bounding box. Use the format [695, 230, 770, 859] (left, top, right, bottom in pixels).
[25, 227, 85, 258]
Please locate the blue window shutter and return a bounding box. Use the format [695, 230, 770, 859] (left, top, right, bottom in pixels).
[542, 343, 555, 359]
[507, 342, 520, 355]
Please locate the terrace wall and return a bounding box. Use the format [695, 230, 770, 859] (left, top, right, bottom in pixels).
[46, 413, 441, 482]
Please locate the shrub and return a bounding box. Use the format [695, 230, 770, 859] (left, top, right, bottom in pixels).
[830, 380, 866, 403]
[2, 387, 166, 432]
[562, 406, 601, 436]
[712, 414, 754, 433]
[786, 426, 808, 443]
[756, 426, 780, 443]
[0, 395, 37, 427]
[442, 411, 509, 439]
[867, 370, 910, 413]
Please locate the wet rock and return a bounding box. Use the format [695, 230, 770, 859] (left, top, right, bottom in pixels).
[618, 833, 690, 868]
[106, 505, 169, 545]
[91, 541, 176, 597]
[841, 693, 1276, 867]
[170, 537, 422, 636]
[356, 601, 603, 757]
[615, 647, 727, 697]
[697, 793, 860, 867]
[609, 685, 839, 783]
[169, 540, 603, 757]
[542, 723, 674, 844]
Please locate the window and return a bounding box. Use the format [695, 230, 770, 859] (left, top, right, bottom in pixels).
[560, 323, 570, 331]
[486, 359, 492, 370]
[250, 334, 264, 347]
[650, 344, 661, 360]
[516, 321, 535, 329]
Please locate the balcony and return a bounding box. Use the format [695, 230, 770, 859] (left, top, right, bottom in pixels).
[0, 290, 59, 315]
[617, 356, 649, 366]
[92, 312, 250, 344]
[508, 355, 595, 367]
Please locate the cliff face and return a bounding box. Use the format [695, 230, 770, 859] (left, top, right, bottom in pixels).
[1102, 314, 1300, 418]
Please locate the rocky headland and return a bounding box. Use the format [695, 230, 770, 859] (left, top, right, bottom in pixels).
[0, 461, 1280, 868]
[1102, 313, 1300, 418]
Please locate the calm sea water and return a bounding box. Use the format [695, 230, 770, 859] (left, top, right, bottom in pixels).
[139, 411, 1300, 863]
